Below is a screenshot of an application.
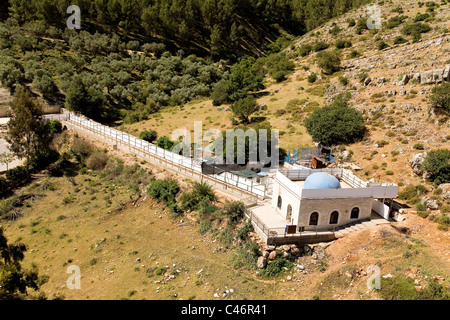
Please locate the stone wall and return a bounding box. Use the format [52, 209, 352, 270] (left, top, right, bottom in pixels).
[297, 197, 373, 228]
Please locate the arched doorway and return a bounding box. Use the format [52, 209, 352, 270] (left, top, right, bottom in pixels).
[287, 205, 292, 222]
[351, 207, 360, 219]
[330, 211, 339, 224]
[309, 212, 319, 226]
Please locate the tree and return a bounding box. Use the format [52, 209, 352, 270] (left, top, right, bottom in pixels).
[65, 76, 104, 120]
[0, 153, 16, 171]
[422, 149, 450, 185]
[317, 50, 341, 75]
[211, 79, 230, 106]
[0, 58, 25, 93]
[156, 136, 175, 150]
[304, 100, 366, 146]
[6, 86, 52, 171]
[228, 57, 264, 102]
[0, 227, 42, 300]
[140, 130, 158, 143]
[429, 82, 450, 113]
[231, 96, 258, 124]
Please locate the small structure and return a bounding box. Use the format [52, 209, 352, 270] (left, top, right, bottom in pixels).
[247, 168, 398, 245]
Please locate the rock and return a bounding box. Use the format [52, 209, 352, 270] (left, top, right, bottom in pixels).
[268, 251, 277, 260]
[291, 247, 301, 256]
[399, 74, 410, 86]
[409, 152, 428, 176]
[439, 183, 450, 201]
[303, 245, 311, 254]
[421, 196, 440, 210]
[286, 276, 292, 281]
[262, 251, 270, 258]
[364, 77, 372, 86]
[282, 251, 290, 258]
[257, 256, 267, 269]
[281, 245, 291, 252]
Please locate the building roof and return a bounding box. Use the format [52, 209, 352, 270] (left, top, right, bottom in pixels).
[303, 172, 341, 190]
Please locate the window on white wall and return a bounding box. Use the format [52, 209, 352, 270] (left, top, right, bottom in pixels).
[309, 212, 319, 226]
[277, 196, 282, 209]
[330, 211, 339, 224]
[351, 207, 360, 219]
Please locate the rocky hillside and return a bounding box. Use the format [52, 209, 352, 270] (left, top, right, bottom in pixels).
[282, 0, 449, 212]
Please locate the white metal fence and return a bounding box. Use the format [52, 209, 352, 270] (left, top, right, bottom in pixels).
[52, 111, 268, 200]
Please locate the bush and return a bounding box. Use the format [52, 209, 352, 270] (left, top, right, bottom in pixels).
[139, 130, 158, 143]
[6, 166, 29, 182]
[335, 39, 352, 49]
[298, 44, 313, 57]
[259, 257, 293, 278]
[222, 200, 245, 224]
[304, 100, 365, 146]
[156, 136, 175, 151]
[422, 149, 450, 185]
[307, 73, 317, 83]
[317, 51, 341, 75]
[377, 41, 390, 50]
[180, 181, 217, 212]
[147, 179, 180, 204]
[46, 120, 63, 134]
[313, 41, 329, 52]
[393, 36, 408, 45]
[86, 152, 109, 171]
[429, 82, 450, 113]
[385, 15, 408, 29]
[380, 276, 449, 300]
[348, 50, 361, 59]
[414, 144, 425, 150]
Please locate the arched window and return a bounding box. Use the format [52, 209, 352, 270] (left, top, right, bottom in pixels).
[351, 207, 360, 219]
[330, 211, 339, 224]
[309, 212, 319, 226]
[287, 205, 293, 221]
[277, 196, 282, 209]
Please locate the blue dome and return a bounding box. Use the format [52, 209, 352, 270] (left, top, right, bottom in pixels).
[303, 172, 341, 190]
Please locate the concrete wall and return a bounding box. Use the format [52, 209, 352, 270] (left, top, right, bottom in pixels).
[297, 197, 373, 228]
[272, 175, 302, 225]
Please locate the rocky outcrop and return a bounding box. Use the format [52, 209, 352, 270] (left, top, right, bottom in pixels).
[439, 183, 450, 201]
[409, 153, 427, 176]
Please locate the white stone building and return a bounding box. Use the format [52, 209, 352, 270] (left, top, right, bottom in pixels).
[248, 168, 399, 244]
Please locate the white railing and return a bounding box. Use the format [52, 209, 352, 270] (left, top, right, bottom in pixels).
[59, 111, 268, 199]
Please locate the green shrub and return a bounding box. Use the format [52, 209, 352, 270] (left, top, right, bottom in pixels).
[422, 149, 450, 185]
[86, 152, 109, 171]
[259, 257, 293, 278]
[198, 219, 212, 235]
[46, 120, 63, 134]
[304, 100, 365, 146]
[429, 82, 450, 113]
[6, 166, 29, 182]
[335, 39, 352, 49]
[313, 41, 329, 52]
[139, 130, 158, 143]
[413, 144, 425, 150]
[317, 50, 341, 75]
[147, 179, 180, 204]
[298, 44, 313, 57]
[377, 41, 390, 51]
[393, 36, 408, 45]
[222, 200, 246, 224]
[307, 73, 317, 83]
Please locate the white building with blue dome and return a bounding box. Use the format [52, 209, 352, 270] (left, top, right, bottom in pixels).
[248, 168, 399, 244]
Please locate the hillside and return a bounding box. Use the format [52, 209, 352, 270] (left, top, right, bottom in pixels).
[1, 0, 450, 301]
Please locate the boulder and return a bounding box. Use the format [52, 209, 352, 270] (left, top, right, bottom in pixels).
[280, 245, 291, 252]
[421, 70, 434, 84]
[399, 74, 410, 86]
[421, 196, 440, 210]
[364, 77, 372, 86]
[268, 251, 277, 260]
[257, 256, 267, 269]
[439, 183, 450, 201]
[409, 152, 427, 176]
[303, 245, 311, 254]
[444, 66, 450, 81]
